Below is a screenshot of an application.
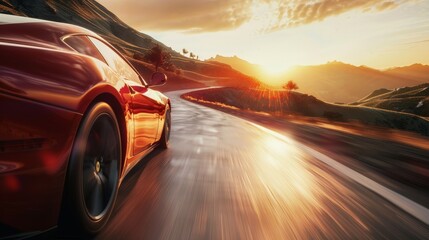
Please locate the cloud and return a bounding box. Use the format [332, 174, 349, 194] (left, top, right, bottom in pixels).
[404, 39, 429, 45]
[97, 0, 253, 33]
[265, 0, 414, 31]
[97, 0, 414, 33]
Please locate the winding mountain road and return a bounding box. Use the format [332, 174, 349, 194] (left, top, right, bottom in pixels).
[97, 90, 429, 239]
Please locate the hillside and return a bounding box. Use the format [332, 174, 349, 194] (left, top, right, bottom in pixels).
[183, 87, 429, 136]
[0, 0, 259, 90]
[352, 83, 429, 117]
[0, 0, 167, 56]
[212, 56, 429, 103]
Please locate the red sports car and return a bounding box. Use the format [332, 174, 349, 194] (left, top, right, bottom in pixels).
[0, 14, 171, 236]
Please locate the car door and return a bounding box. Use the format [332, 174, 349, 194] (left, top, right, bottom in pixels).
[125, 81, 164, 154]
[88, 37, 160, 155]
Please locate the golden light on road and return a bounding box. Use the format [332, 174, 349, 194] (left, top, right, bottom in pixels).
[257, 133, 316, 204]
[245, 131, 370, 238]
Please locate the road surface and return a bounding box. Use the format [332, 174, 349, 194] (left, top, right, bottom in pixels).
[97, 90, 429, 239]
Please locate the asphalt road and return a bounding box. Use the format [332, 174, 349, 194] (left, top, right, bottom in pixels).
[97, 90, 429, 239]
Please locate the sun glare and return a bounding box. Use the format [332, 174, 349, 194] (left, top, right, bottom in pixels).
[261, 63, 291, 77]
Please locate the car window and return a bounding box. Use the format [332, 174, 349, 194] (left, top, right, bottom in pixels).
[63, 35, 106, 63]
[88, 37, 142, 85]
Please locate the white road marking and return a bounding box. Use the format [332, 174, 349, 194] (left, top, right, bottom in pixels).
[248, 122, 429, 226]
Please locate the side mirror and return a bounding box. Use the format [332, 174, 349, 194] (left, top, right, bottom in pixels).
[148, 72, 167, 87]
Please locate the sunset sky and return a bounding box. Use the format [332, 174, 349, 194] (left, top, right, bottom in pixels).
[97, 0, 429, 73]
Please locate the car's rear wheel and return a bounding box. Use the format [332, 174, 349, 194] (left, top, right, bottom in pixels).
[61, 102, 121, 235]
[159, 105, 171, 149]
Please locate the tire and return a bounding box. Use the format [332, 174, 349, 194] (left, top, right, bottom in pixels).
[159, 105, 171, 149]
[61, 102, 121, 235]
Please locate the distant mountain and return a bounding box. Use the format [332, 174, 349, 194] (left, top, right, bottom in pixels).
[211, 55, 429, 103]
[207, 55, 264, 79]
[0, 0, 259, 90]
[286, 61, 426, 103]
[352, 83, 429, 117]
[384, 64, 429, 83]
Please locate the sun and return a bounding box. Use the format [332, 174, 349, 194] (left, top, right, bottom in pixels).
[255, 64, 293, 87]
[261, 63, 291, 76]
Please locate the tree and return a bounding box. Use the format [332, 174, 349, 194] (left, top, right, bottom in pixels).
[283, 80, 299, 91]
[145, 45, 172, 71]
[189, 52, 195, 59]
[182, 48, 189, 55]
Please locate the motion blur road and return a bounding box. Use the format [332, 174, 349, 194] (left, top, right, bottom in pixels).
[97, 90, 429, 239]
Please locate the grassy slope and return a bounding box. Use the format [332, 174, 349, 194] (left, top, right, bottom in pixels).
[183, 87, 429, 136]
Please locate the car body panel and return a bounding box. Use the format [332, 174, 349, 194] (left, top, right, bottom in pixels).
[0, 92, 82, 232]
[0, 14, 170, 234]
[132, 86, 165, 151]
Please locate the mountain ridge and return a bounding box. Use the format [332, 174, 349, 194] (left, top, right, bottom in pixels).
[209, 55, 429, 103]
